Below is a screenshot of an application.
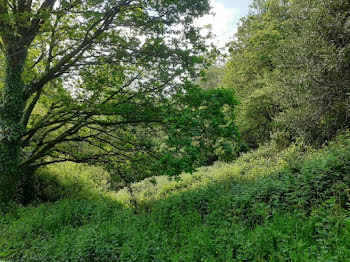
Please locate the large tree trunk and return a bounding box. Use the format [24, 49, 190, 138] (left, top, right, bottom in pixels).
[0, 49, 27, 205]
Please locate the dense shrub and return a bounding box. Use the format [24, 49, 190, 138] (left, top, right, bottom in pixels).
[34, 162, 111, 202]
[1, 136, 350, 261]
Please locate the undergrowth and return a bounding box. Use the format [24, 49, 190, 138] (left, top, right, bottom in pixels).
[1, 136, 350, 261]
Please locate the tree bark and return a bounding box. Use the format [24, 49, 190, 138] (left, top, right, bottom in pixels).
[0, 48, 27, 204]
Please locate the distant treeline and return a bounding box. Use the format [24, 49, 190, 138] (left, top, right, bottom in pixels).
[217, 0, 350, 148]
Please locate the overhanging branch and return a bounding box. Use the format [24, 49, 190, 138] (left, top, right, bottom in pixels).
[25, 0, 133, 99]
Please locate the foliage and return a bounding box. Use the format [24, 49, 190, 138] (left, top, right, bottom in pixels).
[0, 0, 247, 205]
[222, 0, 287, 148]
[272, 0, 350, 145]
[2, 0, 350, 260]
[199, 65, 225, 90]
[34, 162, 111, 202]
[159, 87, 245, 176]
[223, 0, 350, 147]
[1, 134, 350, 261]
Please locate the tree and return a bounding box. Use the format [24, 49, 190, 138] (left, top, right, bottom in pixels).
[223, 0, 287, 148]
[224, 0, 350, 147]
[273, 0, 350, 145]
[199, 65, 224, 90]
[0, 0, 218, 204]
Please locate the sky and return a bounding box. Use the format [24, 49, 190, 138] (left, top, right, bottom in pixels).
[195, 0, 254, 49]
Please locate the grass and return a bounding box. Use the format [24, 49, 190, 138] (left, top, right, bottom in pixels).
[1, 136, 350, 261]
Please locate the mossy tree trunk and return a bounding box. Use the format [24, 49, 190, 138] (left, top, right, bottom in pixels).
[0, 47, 27, 204]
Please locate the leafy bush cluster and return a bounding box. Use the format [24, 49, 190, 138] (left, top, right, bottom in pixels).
[34, 162, 111, 202]
[1, 135, 350, 261]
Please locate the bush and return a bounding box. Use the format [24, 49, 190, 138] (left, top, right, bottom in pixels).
[1, 135, 350, 261]
[34, 162, 111, 202]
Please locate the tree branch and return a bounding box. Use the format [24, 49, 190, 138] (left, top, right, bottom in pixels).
[25, 1, 132, 98]
[21, 88, 42, 127]
[22, 120, 87, 167]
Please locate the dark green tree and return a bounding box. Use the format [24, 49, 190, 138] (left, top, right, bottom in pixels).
[273, 0, 350, 145]
[224, 0, 350, 146]
[0, 0, 221, 204]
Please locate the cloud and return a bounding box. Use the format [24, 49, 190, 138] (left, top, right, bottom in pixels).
[195, 0, 238, 50]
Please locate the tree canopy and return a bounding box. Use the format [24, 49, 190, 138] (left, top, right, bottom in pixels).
[0, 0, 244, 204]
[223, 0, 350, 148]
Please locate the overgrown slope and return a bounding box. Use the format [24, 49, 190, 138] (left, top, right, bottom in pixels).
[1, 136, 350, 261]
